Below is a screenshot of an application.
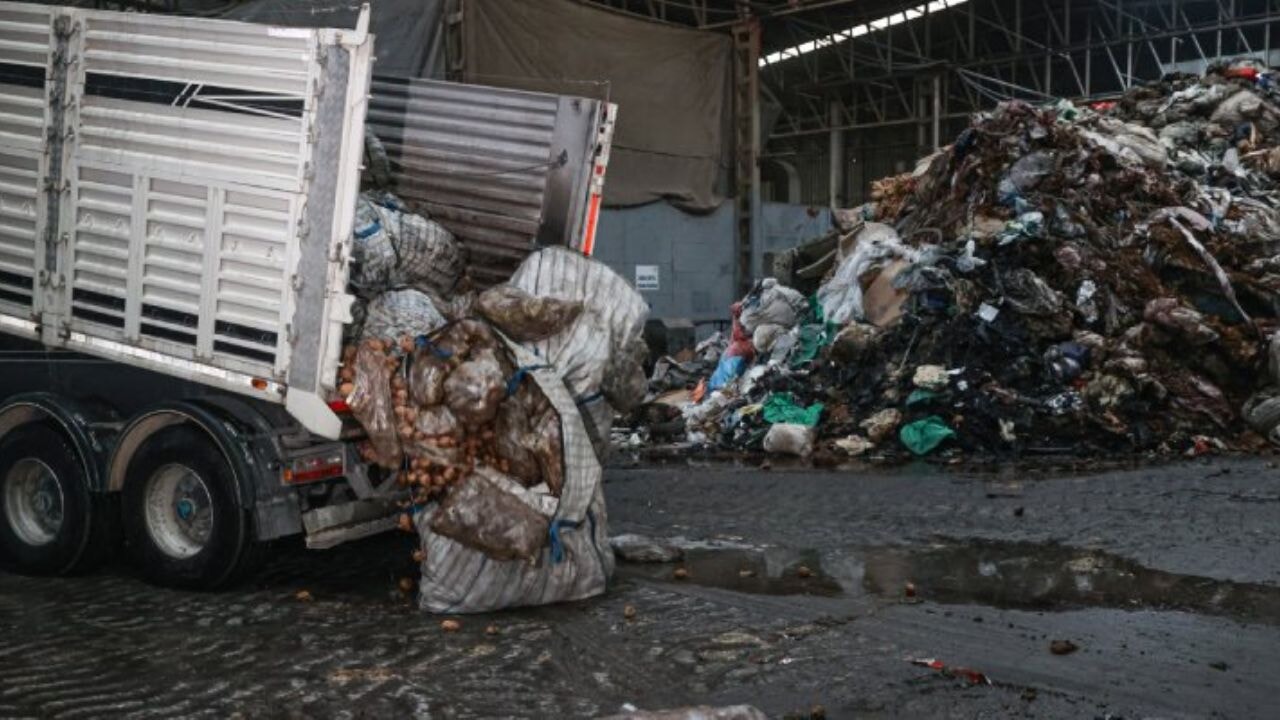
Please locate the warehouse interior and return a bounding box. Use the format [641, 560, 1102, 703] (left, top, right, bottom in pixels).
[32, 0, 1280, 322]
[5, 2, 1280, 716]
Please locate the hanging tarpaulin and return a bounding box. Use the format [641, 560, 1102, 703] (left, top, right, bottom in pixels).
[461, 0, 732, 210]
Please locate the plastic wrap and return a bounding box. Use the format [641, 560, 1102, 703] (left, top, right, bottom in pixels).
[409, 349, 450, 406]
[428, 469, 551, 561]
[351, 192, 464, 296]
[817, 223, 920, 326]
[444, 348, 506, 427]
[522, 406, 564, 496]
[762, 423, 815, 456]
[347, 341, 402, 468]
[362, 289, 447, 341]
[476, 284, 585, 342]
[495, 398, 540, 486]
[739, 278, 806, 333]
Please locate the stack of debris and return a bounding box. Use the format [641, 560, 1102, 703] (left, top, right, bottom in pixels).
[338, 179, 647, 610]
[630, 62, 1280, 459]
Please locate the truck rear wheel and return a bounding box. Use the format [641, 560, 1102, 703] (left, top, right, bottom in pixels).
[0, 424, 110, 575]
[121, 426, 259, 589]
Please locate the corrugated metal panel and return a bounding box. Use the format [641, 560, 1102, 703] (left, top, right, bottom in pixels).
[81, 12, 312, 96]
[367, 77, 601, 285]
[0, 3, 50, 317]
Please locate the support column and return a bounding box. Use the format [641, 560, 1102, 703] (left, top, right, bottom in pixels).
[828, 102, 844, 209]
[932, 73, 942, 151]
[731, 19, 761, 294]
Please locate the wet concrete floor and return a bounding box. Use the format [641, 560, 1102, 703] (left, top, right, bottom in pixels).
[0, 457, 1277, 718]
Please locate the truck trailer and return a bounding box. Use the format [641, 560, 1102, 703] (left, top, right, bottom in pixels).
[0, 3, 614, 588]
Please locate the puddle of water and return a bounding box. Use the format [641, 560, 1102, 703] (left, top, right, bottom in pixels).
[862, 540, 1280, 625]
[617, 547, 842, 597]
[613, 537, 1280, 625]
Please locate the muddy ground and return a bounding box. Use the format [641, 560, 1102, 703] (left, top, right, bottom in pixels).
[1, 458, 1278, 718]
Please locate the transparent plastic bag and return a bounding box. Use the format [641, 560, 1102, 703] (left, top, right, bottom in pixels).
[495, 398, 541, 486]
[444, 348, 506, 427]
[476, 284, 584, 342]
[347, 341, 402, 468]
[522, 406, 564, 496]
[428, 469, 550, 562]
[409, 348, 451, 407]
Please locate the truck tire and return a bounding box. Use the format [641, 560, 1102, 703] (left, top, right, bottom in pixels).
[0, 424, 112, 575]
[121, 425, 260, 589]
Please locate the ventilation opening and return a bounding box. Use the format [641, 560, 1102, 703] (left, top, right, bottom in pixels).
[142, 303, 198, 329]
[141, 323, 196, 346]
[215, 320, 277, 347]
[214, 340, 274, 364]
[72, 306, 125, 328]
[73, 288, 125, 311]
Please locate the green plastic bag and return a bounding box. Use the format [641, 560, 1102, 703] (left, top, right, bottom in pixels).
[789, 323, 839, 368]
[899, 415, 956, 455]
[906, 389, 939, 406]
[762, 392, 824, 427]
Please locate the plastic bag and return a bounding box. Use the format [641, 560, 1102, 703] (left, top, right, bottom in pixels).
[362, 289, 447, 341]
[444, 348, 505, 427]
[428, 469, 551, 562]
[762, 423, 815, 456]
[752, 323, 787, 354]
[351, 191, 464, 296]
[495, 398, 540, 486]
[739, 278, 806, 333]
[708, 354, 747, 392]
[1243, 388, 1280, 445]
[409, 348, 451, 406]
[347, 341, 401, 468]
[817, 223, 919, 326]
[476, 284, 585, 342]
[522, 406, 565, 496]
[899, 416, 956, 455]
[762, 393, 823, 426]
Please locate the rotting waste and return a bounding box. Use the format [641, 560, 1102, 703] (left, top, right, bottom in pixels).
[626, 62, 1280, 461]
[336, 138, 649, 611]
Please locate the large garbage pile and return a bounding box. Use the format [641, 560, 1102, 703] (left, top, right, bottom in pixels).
[634, 63, 1280, 459]
[337, 176, 647, 611]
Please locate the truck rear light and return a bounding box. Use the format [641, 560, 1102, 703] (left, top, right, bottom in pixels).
[581, 193, 602, 256]
[284, 451, 345, 485]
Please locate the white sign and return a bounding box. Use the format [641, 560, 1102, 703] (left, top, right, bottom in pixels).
[635, 265, 659, 291]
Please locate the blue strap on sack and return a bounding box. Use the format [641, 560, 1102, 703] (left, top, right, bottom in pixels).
[506, 364, 550, 397]
[548, 518, 582, 565]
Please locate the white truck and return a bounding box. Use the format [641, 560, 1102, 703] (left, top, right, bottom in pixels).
[0, 4, 614, 587]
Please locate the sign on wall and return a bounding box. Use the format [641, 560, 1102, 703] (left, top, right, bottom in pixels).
[635, 265, 659, 291]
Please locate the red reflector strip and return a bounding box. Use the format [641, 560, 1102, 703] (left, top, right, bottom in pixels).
[582, 193, 602, 256]
[285, 465, 344, 484]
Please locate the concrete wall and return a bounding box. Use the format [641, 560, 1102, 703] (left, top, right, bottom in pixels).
[594, 200, 835, 324]
[761, 201, 831, 255]
[594, 202, 736, 324]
